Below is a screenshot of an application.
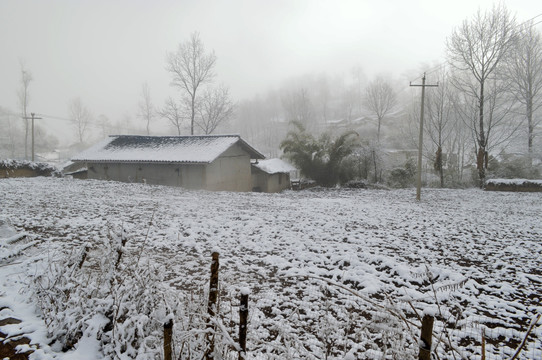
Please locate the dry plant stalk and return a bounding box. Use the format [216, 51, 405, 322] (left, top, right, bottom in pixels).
[509, 313, 541, 360]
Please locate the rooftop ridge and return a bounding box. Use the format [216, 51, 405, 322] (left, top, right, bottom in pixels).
[72, 134, 265, 163]
[109, 134, 241, 138]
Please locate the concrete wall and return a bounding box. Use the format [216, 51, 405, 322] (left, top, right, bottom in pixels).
[266, 173, 291, 193]
[87, 162, 205, 189]
[251, 167, 291, 193]
[251, 170, 266, 192]
[205, 144, 252, 192]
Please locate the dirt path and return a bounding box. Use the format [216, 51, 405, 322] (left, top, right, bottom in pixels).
[0, 311, 33, 360]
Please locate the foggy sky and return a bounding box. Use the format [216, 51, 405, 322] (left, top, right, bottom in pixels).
[1, 0, 540, 145]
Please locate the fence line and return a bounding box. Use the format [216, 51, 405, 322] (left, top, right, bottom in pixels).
[166, 253, 542, 360]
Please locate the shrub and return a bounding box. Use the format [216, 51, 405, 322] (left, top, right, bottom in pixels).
[487, 155, 540, 179]
[31, 225, 170, 359]
[280, 122, 360, 187]
[387, 158, 416, 188]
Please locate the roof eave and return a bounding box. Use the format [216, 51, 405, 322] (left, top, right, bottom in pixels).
[237, 138, 265, 160]
[72, 159, 211, 165]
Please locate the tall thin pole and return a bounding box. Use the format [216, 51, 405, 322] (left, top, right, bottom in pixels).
[32, 113, 35, 162]
[416, 75, 426, 201]
[23, 112, 42, 162]
[410, 73, 438, 201]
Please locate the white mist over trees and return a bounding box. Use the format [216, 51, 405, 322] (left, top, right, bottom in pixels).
[227, 4, 542, 188]
[506, 20, 542, 156]
[1, 4, 540, 187]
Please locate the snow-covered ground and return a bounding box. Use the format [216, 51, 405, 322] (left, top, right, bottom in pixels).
[1, 178, 541, 359]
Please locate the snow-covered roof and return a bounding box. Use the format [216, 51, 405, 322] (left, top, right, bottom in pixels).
[72, 135, 265, 164]
[252, 158, 297, 174]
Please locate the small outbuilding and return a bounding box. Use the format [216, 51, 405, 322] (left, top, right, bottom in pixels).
[251, 158, 297, 193]
[72, 135, 265, 192]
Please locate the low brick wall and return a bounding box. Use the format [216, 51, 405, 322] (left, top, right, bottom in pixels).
[484, 179, 542, 192]
[0, 160, 59, 179]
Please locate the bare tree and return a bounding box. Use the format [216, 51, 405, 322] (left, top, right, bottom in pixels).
[138, 82, 155, 135]
[166, 32, 216, 135]
[351, 65, 367, 115]
[282, 88, 313, 127]
[447, 95, 474, 186]
[342, 84, 357, 124]
[18, 63, 33, 159]
[112, 113, 134, 135]
[316, 74, 331, 123]
[363, 76, 397, 142]
[425, 69, 455, 187]
[506, 22, 542, 156]
[0, 107, 22, 158]
[69, 98, 92, 143]
[97, 114, 111, 138]
[159, 97, 185, 135]
[447, 3, 517, 186]
[196, 85, 234, 134]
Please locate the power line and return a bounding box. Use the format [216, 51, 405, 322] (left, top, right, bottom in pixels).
[37, 113, 143, 133]
[517, 13, 542, 28]
[22, 112, 42, 161]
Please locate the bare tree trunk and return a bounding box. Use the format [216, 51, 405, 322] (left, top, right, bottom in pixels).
[372, 150, 378, 183]
[24, 122, 29, 160]
[377, 117, 381, 143]
[527, 96, 533, 156]
[191, 93, 196, 135]
[477, 80, 487, 187]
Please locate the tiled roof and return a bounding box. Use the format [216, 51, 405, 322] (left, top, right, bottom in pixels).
[72, 135, 265, 164]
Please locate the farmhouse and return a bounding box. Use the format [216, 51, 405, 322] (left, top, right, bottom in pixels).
[72, 135, 265, 192]
[251, 158, 297, 193]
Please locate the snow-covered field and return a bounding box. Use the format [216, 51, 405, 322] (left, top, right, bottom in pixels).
[1, 177, 541, 359]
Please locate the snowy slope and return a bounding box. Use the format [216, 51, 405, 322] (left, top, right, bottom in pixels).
[0, 178, 541, 359]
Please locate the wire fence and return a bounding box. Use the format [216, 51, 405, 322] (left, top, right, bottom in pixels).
[181, 256, 542, 360]
[236, 279, 540, 359]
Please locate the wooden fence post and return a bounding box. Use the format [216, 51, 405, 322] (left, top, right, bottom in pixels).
[419, 314, 434, 360]
[481, 327, 487, 360]
[239, 289, 249, 360]
[164, 318, 173, 360]
[205, 251, 220, 360]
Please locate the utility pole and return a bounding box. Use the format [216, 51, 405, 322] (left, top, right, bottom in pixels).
[410, 73, 438, 201]
[22, 112, 42, 162]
